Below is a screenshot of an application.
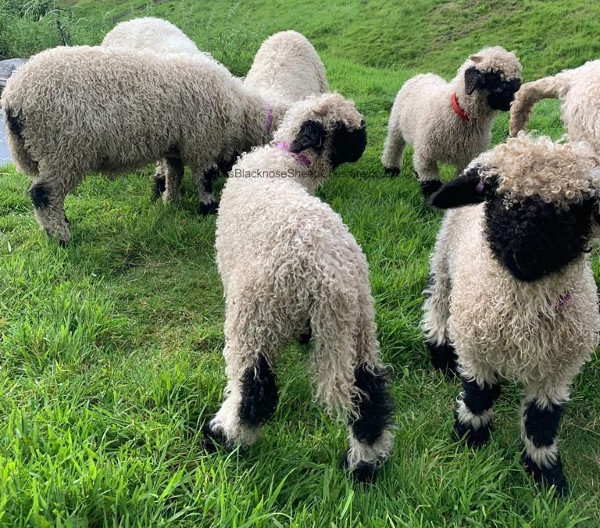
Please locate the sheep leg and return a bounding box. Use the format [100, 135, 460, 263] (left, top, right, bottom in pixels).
[422, 263, 458, 375]
[161, 157, 184, 203]
[193, 166, 219, 215]
[413, 153, 442, 198]
[203, 352, 278, 451]
[381, 125, 405, 176]
[29, 175, 73, 246]
[453, 375, 501, 447]
[152, 159, 168, 200]
[342, 362, 395, 482]
[520, 384, 569, 495]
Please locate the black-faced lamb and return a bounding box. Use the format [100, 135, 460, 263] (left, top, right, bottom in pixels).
[422, 133, 600, 495]
[203, 93, 394, 482]
[382, 47, 522, 197]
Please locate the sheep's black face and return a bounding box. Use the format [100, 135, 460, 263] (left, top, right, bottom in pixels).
[485, 74, 521, 111]
[329, 120, 367, 169]
[484, 196, 594, 282]
[465, 67, 521, 111]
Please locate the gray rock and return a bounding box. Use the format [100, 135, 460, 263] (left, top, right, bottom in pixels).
[0, 58, 26, 87]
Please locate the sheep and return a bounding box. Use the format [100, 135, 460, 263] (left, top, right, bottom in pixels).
[382, 46, 522, 197]
[510, 60, 600, 153]
[422, 133, 600, 495]
[101, 17, 241, 204]
[1, 45, 281, 244]
[244, 30, 329, 105]
[203, 93, 394, 482]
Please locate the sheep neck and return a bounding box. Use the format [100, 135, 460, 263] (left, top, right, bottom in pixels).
[451, 92, 475, 123]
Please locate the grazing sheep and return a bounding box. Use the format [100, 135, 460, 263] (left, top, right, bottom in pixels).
[102, 16, 215, 59]
[1, 45, 278, 244]
[204, 93, 394, 482]
[101, 17, 240, 204]
[422, 133, 600, 495]
[510, 60, 600, 152]
[244, 30, 329, 105]
[382, 47, 522, 197]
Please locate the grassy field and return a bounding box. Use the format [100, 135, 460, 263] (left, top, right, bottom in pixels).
[1, 1, 599, 526]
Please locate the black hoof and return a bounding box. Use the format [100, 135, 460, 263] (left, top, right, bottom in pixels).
[153, 175, 166, 200]
[420, 179, 443, 199]
[453, 416, 490, 448]
[426, 341, 459, 377]
[341, 450, 380, 483]
[201, 423, 228, 453]
[522, 452, 569, 496]
[383, 166, 400, 177]
[198, 201, 219, 215]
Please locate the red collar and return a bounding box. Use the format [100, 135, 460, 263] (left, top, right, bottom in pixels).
[451, 92, 474, 123]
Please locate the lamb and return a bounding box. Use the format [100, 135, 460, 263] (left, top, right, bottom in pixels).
[244, 30, 329, 106]
[203, 93, 394, 482]
[422, 133, 600, 495]
[1, 45, 279, 244]
[382, 46, 522, 197]
[510, 60, 600, 152]
[101, 17, 230, 200]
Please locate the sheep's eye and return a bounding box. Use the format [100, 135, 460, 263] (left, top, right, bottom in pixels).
[485, 72, 501, 90]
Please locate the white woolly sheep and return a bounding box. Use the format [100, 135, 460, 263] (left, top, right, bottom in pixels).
[203, 93, 394, 482]
[101, 17, 229, 199]
[382, 46, 522, 197]
[244, 30, 329, 105]
[422, 133, 600, 495]
[510, 60, 600, 152]
[1, 45, 279, 244]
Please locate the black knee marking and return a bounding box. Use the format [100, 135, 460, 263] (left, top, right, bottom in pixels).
[426, 341, 458, 376]
[522, 451, 568, 496]
[420, 179, 443, 198]
[218, 152, 239, 174]
[198, 201, 219, 215]
[523, 400, 563, 448]
[153, 174, 166, 199]
[239, 355, 278, 427]
[463, 378, 500, 414]
[350, 364, 394, 445]
[203, 166, 220, 194]
[383, 166, 400, 177]
[453, 378, 500, 447]
[29, 183, 50, 208]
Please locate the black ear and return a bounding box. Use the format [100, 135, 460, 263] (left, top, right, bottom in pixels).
[429, 166, 487, 209]
[464, 67, 483, 95]
[290, 120, 327, 153]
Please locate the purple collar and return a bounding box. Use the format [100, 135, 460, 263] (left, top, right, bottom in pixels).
[547, 292, 572, 310]
[275, 141, 311, 167]
[265, 104, 274, 133]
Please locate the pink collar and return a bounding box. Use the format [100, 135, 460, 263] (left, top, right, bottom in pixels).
[275, 141, 311, 167]
[265, 104, 274, 133]
[451, 92, 475, 123]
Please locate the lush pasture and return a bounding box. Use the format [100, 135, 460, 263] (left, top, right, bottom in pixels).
[0, 1, 599, 526]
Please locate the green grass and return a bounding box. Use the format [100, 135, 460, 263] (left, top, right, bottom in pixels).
[1, 1, 599, 526]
